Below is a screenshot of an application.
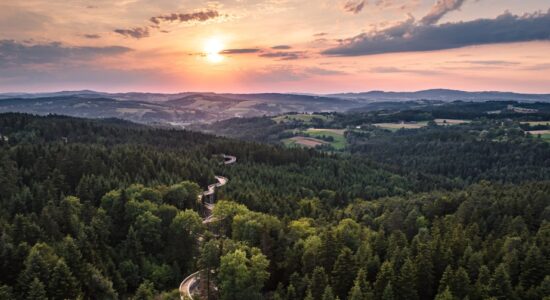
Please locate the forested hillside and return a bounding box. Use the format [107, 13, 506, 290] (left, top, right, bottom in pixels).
[0, 113, 548, 300]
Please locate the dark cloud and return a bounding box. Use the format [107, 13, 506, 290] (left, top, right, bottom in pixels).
[272, 45, 292, 50]
[114, 10, 221, 40]
[314, 32, 328, 37]
[114, 27, 150, 39]
[149, 10, 219, 25]
[323, 10, 550, 56]
[421, 0, 466, 25]
[0, 40, 131, 66]
[84, 34, 101, 39]
[220, 48, 261, 54]
[259, 51, 308, 60]
[343, 0, 366, 14]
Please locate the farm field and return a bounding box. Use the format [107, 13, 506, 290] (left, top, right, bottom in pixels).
[282, 136, 328, 148]
[434, 119, 471, 125]
[303, 128, 346, 150]
[521, 121, 550, 126]
[528, 130, 550, 141]
[282, 127, 347, 150]
[373, 121, 428, 131]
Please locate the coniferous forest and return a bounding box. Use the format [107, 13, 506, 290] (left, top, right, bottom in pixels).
[0, 112, 549, 300]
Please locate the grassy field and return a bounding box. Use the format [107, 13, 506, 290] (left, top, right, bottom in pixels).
[434, 119, 471, 125]
[528, 130, 550, 142]
[273, 114, 333, 124]
[521, 121, 550, 126]
[282, 136, 328, 148]
[282, 127, 347, 150]
[303, 128, 346, 150]
[374, 121, 429, 131]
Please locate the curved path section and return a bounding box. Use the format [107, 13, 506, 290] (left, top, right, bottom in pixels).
[179, 154, 236, 300]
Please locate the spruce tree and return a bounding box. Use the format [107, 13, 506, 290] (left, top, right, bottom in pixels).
[435, 286, 454, 300]
[49, 259, 79, 299]
[374, 261, 395, 299]
[332, 248, 356, 299]
[520, 245, 545, 289]
[396, 258, 418, 300]
[322, 286, 336, 300]
[451, 266, 470, 299]
[490, 264, 513, 299]
[27, 277, 47, 300]
[381, 282, 395, 300]
[310, 266, 328, 300]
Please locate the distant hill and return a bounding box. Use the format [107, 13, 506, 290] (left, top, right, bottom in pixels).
[1, 89, 549, 125]
[0, 92, 360, 125]
[330, 89, 550, 102]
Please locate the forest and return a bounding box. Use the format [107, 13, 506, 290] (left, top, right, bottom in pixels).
[0, 112, 548, 300]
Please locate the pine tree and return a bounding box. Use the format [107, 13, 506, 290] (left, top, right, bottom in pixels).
[435, 286, 454, 300]
[322, 286, 336, 300]
[520, 245, 545, 289]
[309, 266, 328, 300]
[490, 264, 513, 299]
[304, 289, 314, 300]
[49, 259, 80, 299]
[319, 231, 339, 273]
[348, 281, 363, 300]
[134, 280, 155, 300]
[354, 268, 373, 298]
[374, 261, 395, 299]
[438, 266, 453, 294]
[27, 277, 47, 300]
[396, 258, 418, 300]
[286, 284, 297, 300]
[382, 282, 395, 300]
[451, 266, 470, 299]
[332, 248, 356, 299]
[472, 265, 491, 300]
[415, 244, 434, 300]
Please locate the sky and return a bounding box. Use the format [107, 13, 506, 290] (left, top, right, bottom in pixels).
[1, 0, 550, 94]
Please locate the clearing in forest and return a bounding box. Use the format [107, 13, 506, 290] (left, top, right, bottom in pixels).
[374, 121, 428, 131]
[283, 136, 328, 148]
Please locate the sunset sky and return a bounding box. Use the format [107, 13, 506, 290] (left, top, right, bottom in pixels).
[1, 0, 550, 93]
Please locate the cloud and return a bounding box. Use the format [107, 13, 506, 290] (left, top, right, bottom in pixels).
[149, 10, 220, 25]
[343, 0, 366, 14]
[272, 45, 292, 49]
[259, 51, 308, 60]
[524, 63, 550, 71]
[370, 66, 441, 75]
[84, 34, 101, 39]
[421, 0, 466, 25]
[0, 40, 132, 67]
[314, 32, 328, 37]
[220, 48, 261, 54]
[460, 60, 519, 66]
[114, 27, 150, 39]
[305, 67, 347, 76]
[323, 10, 550, 56]
[114, 10, 221, 40]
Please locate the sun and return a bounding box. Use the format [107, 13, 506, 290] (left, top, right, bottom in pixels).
[204, 38, 224, 63]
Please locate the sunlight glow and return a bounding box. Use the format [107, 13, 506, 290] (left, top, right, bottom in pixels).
[204, 38, 224, 63]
